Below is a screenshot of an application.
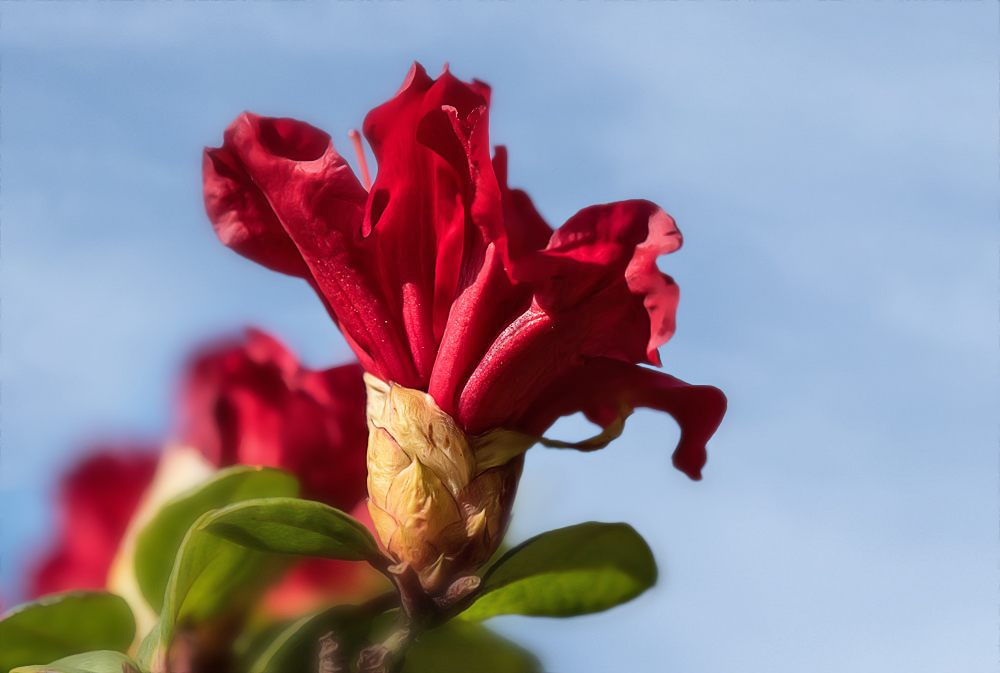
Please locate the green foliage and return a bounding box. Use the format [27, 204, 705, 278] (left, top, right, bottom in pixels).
[401, 621, 541, 673]
[131, 467, 298, 672]
[11, 651, 138, 673]
[247, 603, 539, 673]
[133, 466, 298, 613]
[166, 512, 278, 625]
[13, 468, 645, 673]
[198, 497, 380, 562]
[140, 511, 288, 672]
[459, 522, 658, 620]
[0, 593, 135, 673]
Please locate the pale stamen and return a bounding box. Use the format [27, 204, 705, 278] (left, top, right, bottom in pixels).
[349, 129, 372, 191]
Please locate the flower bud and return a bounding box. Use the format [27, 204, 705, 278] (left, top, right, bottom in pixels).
[364, 374, 525, 593]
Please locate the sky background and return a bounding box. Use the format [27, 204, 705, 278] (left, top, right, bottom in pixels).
[1, 2, 996, 672]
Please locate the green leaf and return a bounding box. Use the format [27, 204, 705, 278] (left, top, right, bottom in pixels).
[164, 514, 276, 625]
[402, 621, 541, 673]
[144, 511, 287, 673]
[0, 593, 135, 673]
[134, 466, 298, 613]
[198, 497, 380, 562]
[459, 522, 657, 620]
[11, 651, 138, 673]
[133, 624, 160, 673]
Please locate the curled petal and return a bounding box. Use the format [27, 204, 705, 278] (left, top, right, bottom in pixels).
[515, 359, 727, 480]
[204, 119, 319, 278]
[457, 201, 682, 434]
[203, 113, 416, 383]
[522, 200, 681, 361]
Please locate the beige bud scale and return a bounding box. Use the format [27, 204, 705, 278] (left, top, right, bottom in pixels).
[364, 373, 534, 593]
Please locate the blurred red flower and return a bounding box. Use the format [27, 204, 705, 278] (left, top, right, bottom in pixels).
[27, 330, 373, 613]
[204, 63, 725, 479]
[28, 449, 158, 598]
[176, 328, 376, 615]
[179, 328, 367, 509]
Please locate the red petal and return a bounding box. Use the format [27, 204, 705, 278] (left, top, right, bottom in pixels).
[204, 120, 319, 278]
[525, 200, 681, 361]
[516, 359, 727, 480]
[427, 243, 529, 417]
[457, 201, 682, 433]
[361, 64, 505, 387]
[492, 146, 554, 258]
[28, 449, 158, 598]
[203, 113, 417, 384]
[423, 147, 551, 416]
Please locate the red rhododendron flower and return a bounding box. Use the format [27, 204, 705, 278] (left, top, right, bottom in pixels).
[176, 329, 377, 614]
[28, 449, 158, 598]
[179, 328, 368, 509]
[203, 64, 724, 479]
[204, 63, 727, 592]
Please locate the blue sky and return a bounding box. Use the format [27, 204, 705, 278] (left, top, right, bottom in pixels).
[1, 3, 996, 671]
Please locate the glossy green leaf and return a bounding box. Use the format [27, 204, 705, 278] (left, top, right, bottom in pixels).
[0, 593, 135, 673]
[402, 621, 541, 673]
[165, 514, 281, 625]
[134, 466, 298, 613]
[460, 522, 657, 620]
[12, 651, 138, 673]
[143, 511, 287, 673]
[198, 497, 380, 562]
